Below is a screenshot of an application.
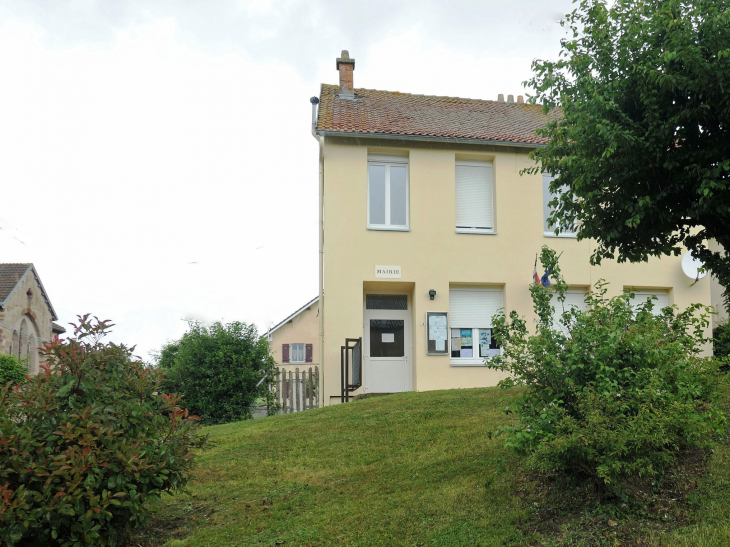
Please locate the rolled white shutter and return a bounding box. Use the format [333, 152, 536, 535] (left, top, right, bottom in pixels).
[629, 290, 669, 315]
[449, 288, 503, 328]
[551, 290, 588, 313]
[456, 162, 493, 230]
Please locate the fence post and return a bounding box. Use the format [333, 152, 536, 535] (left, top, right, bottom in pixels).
[315, 366, 319, 408]
[288, 370, 294, 414]
[275, 368, 280, 414]
[307, 367, 313, 410]
[293, 368, 299, 412]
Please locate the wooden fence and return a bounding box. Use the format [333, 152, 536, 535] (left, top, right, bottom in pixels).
[274, 366, 319, 414]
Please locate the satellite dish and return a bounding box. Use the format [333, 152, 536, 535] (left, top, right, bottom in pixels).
[681, 252, 707, 281]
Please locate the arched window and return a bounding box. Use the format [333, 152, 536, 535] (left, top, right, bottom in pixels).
[18, 320, 26, 360]
[11, 330, 18, 357]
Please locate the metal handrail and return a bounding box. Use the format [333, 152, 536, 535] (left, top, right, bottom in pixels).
[340, 337, 362, 403]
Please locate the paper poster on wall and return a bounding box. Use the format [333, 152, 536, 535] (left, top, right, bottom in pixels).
[382, 333, 395, 343]
[426, 312, 449, 355]
[480, 330, 491, 356]
[460, 329, 472, 346]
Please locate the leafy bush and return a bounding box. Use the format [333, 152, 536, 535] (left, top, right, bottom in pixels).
[0, 354, 26, 386]
[156, 321, 277, 425]
[489, 247, 725, 498]
[713, 320, 730, 361]
[0, 315, 208, 546]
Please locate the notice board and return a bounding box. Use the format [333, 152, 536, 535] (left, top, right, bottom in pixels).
[426, 312, 448, 355]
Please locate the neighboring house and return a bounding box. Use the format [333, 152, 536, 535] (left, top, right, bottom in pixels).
[0, 263, 65, 373]
[268, 296, 319, 371]
[310, 50, 713, 406]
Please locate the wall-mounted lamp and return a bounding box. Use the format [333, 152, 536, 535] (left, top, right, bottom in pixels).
[429, 289, 436, 300]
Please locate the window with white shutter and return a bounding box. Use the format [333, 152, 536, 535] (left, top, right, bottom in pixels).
[368, 154, 409, 230]
[449, 287, 503, 365]
[550, 289, 588, 334]
[543, 174, 577, 237]
[627, 289, 669, 315]
[455, 160, 494, 233]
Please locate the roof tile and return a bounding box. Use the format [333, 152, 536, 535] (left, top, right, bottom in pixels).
[317, 84, 559, 144]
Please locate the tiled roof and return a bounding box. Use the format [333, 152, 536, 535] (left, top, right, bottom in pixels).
[316, 84, 559, 145]
[0, 263, 58, 321]
[0, 263, 32, 303]
[51, 322, 66, 334]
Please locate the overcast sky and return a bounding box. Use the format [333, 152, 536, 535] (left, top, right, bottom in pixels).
[0, 0, 574, 361]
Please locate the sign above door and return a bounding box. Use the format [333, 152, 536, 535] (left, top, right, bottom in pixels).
[375, 265, 401, 279]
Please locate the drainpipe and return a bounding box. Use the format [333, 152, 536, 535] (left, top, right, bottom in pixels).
[310, 96, 325, 405]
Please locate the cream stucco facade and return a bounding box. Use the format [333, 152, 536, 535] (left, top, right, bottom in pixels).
[268, 297, 319, 372]
[317, 138, 713, 406]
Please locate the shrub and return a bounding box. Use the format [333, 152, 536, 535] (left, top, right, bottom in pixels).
[713, 320, 730, 361]
[489, 247, 725, 499]
[156, 321, 277, 425]
[0, 315, 208, 546]
[0, 354, 26, 386]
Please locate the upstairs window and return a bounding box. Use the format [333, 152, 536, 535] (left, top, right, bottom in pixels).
[290, 343, 305, 363]
[543, 173, 577, 237]
[627, 289, 669, 316]
[456, 159, 494, 233]
[368, 155, 409, 230]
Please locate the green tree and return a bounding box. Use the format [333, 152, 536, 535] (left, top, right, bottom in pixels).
[525, 0, 730, 305]
[0, 354, 26, 386]
[156, 321, 276, 425]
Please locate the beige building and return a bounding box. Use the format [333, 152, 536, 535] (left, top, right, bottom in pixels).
[0, 263, 65, 374]
[309, 51, 714, 406]
[268, 296, 319, 372]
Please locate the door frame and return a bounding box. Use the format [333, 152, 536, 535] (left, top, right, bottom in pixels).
[362, 292, 413, 393]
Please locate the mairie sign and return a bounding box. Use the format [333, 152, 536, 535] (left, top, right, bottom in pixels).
[375, 265, 401, 279]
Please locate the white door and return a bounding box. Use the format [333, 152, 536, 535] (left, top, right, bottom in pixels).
[364, 304, 411, 393]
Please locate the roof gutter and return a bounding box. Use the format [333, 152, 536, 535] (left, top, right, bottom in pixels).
[314, 130, 546, 149]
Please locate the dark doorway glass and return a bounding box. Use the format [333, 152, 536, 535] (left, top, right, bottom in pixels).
[369, 319, 405, 357]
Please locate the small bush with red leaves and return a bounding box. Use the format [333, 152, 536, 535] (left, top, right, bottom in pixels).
[0, 315, 208, 546]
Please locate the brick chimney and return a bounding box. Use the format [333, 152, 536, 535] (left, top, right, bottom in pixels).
[336, 50, 355, 96]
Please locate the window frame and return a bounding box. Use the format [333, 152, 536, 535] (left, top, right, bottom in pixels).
[543, 173, 577, 238]
[455, 159, 495, 235]
[367, 155, 410, 231]
[290, 343, 306, 364]
[449, 327, 501, 366]
[448, 287, 503, 366]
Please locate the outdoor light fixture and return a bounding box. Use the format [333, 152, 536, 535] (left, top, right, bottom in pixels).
[429, 289, 436, 300]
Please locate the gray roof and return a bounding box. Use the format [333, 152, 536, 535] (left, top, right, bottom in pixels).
[0, 263, 58, 321]
[269, 296, 319, 335]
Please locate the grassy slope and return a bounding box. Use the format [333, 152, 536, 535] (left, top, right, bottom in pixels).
[132, 387, 730, 547]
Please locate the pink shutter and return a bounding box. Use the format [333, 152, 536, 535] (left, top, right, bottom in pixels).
[282, 344, 290, 363]
[305, 344, 313, 363]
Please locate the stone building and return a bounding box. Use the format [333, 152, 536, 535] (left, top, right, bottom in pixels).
[0, 263, 65, 373]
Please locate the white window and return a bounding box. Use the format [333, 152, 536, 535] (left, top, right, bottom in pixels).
[368, 155, 409, 230]
[627, 289, 669, 315]
[456, 160, 494, 233]
[449, 287, 503, 365]
[290, 343, 306, 363]
[550, 289, 588, 334]
[543, 174, 576, 237]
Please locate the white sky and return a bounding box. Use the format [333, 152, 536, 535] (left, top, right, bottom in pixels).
[0, 0, 574, 361]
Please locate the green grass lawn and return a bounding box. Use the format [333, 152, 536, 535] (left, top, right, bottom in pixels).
[130, 387, 730, 547]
